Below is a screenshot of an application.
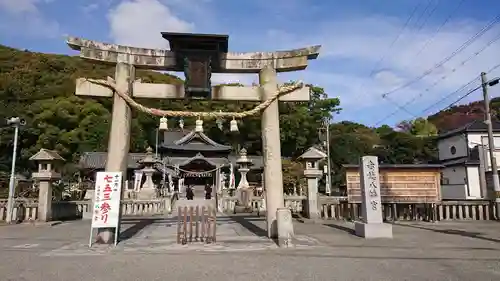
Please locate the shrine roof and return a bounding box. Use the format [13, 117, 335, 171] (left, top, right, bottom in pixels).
[437, 119, 500, 140]
[78, 152, 268, 170]
[161, 129, 232, 152]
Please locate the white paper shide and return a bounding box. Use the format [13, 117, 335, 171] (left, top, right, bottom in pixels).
[92, 172, 122, 228]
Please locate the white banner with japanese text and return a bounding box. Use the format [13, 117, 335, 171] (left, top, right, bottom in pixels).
[91, 172, 122, 228]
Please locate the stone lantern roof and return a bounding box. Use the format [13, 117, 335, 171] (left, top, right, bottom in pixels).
[236, 148, 253, 166]
[298, 146, 327, 161]
[138, 147, 157, 167]
[29, 148, 65, 161]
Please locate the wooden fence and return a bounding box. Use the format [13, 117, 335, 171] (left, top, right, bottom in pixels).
[176, 205, 217, 244]
[219, 196, 499, 221]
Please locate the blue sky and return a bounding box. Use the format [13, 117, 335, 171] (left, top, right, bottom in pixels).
[2, 0, 500, 127]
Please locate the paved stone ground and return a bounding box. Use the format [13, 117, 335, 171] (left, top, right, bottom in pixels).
[0, 215, 500, 280]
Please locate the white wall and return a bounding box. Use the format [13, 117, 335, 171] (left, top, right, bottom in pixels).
[438, 134, 468, 161]
[441, 166, 467, 200]
[466, 166, 482, 198]
[468, 133, 500, 171]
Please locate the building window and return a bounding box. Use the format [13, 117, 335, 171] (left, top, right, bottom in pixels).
[450, 146, 457, 155]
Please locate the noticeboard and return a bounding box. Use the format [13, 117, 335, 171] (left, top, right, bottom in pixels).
[88, 172, 123, 247]
[346, 170, 441, 204]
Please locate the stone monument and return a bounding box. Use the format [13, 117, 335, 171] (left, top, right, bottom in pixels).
[67, 32, 320, 240]
[137, 147, 157, 200]
[29, 149, 65, 222]
[298, 147, 327, 219]
[354, 156, 393, 239]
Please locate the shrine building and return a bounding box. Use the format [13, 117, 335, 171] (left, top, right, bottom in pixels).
[78, 126, 265, 193]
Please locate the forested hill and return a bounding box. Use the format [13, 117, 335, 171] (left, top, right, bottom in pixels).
[428, 97, 500, 133]
[0, 44, 338, 179]
[0, 44, 496, 185]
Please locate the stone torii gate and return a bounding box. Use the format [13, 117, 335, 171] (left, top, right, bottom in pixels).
[67, 33, 320, 242]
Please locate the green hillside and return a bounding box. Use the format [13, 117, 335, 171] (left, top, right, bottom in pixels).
[0, 44, 339, 182]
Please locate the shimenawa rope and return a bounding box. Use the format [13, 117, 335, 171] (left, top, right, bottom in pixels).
[85, 77, 303, 119]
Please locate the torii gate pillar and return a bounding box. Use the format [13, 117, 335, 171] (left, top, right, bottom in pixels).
[108, 62, 134, 182]
[259, 66, 284, 238]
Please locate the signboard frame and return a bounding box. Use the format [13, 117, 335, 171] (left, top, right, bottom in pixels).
[88, 171, 123, 247]
[345, 166, 441, 204]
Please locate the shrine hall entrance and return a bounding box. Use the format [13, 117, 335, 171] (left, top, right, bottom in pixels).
[179, 158, 217, 199]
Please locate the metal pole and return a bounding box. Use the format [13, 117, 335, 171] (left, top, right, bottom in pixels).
[481, 72, 500, 218]
[325, 117, 332, 196]
[5, 121, 20, 224]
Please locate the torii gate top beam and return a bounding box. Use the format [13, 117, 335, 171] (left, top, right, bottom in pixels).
[66, 36, 321, 73]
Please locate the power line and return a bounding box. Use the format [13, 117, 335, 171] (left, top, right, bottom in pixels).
[423, 63, 500, 115]
[375, 81, 480, 127]
[432, 84, 482, 113]
[380, 32, 500, 120]
[374, 63, 500, 127]
[412, 0, 438, 33]
[420, 62, 500, 115]
[381, 13, 500, 99]
[420, 76, 481, 114]
[345, 2, 423, 104]
[414, 0, 466, 57]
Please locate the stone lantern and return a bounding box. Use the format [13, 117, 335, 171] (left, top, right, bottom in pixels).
[236, 148, 253, 209]
[298, 146, 327, 219]
[29, 149, 65, 222]
[137, 147, 158, 200]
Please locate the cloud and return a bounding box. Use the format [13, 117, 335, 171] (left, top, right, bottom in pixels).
[104, 1, 500, 124]
[265, 16, 500, 124]
[0, 0, 60, 38]
[107, 0, 194, 48]
[106, 0, 254, 85]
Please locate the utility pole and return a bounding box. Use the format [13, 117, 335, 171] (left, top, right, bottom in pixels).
[5, 117, 24, 224]
[324, 117, 332, 195]
[481, 72, 500, 218]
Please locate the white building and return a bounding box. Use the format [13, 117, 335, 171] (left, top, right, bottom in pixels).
[438, 120, 500, 200]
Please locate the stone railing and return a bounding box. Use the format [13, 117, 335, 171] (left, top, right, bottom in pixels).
[318, 197, 499, 221]
[0, 197, 172, 222]
[0, 199, 38, 222]
[219, 195, 306, 214]
[121, 199, 170, 216]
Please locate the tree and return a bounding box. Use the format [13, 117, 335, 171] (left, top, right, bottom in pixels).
[282, 160, 304, 195]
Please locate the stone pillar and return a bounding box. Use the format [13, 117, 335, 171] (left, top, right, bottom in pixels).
[354, 156, 393, 238]
[259, 66, 285, 239]
[304, 172, 321, 219]
[37, 181, 52, 222]
[100, 62, 135, 244]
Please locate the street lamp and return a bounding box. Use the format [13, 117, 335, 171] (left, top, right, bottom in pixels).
[481, 72, 500, 218]
[5, 117, 25, 224]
